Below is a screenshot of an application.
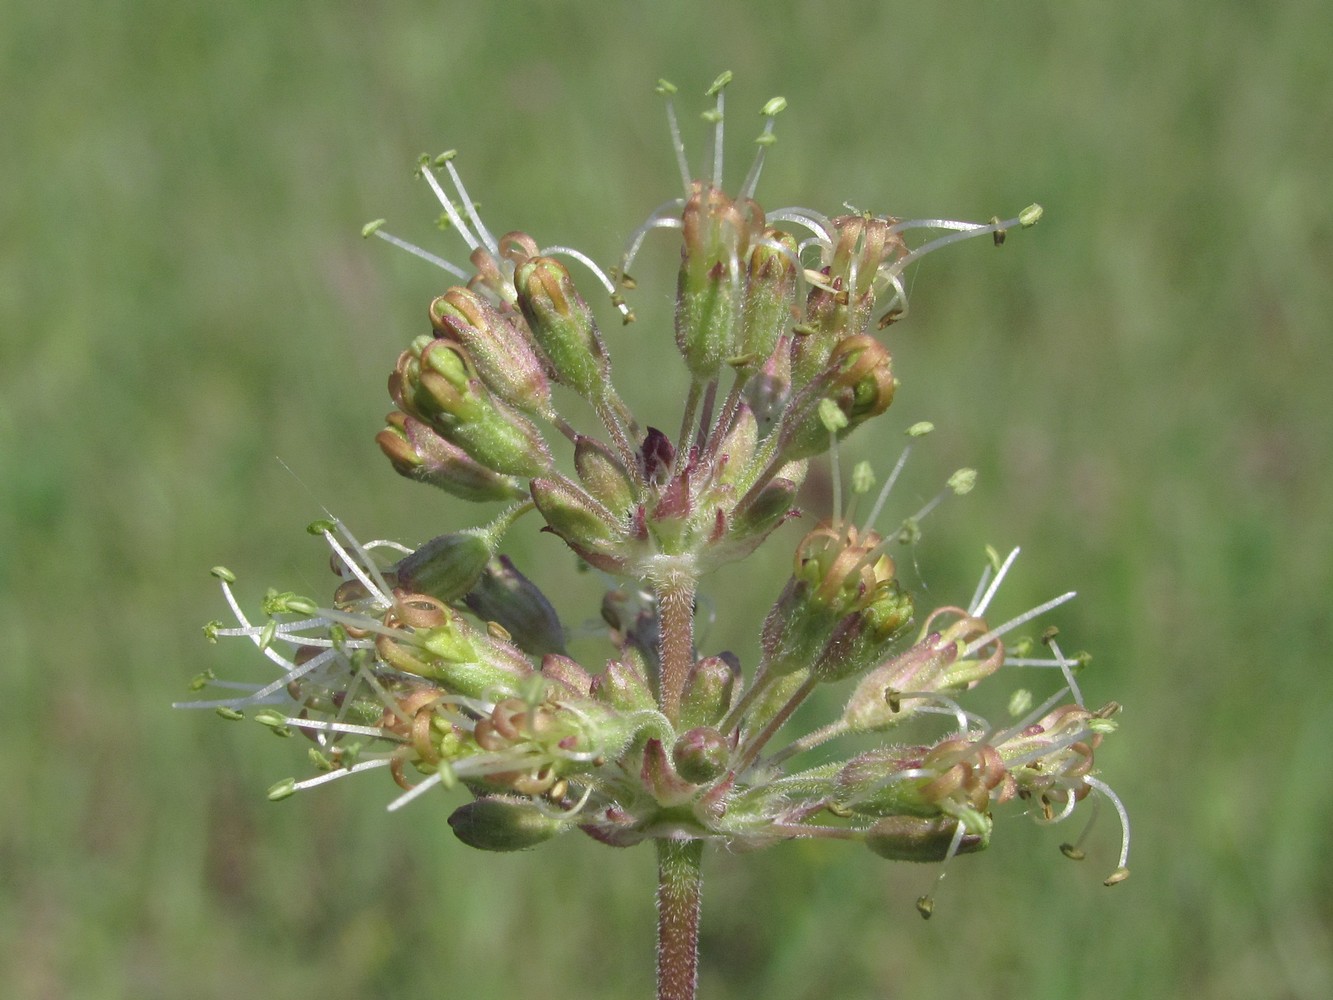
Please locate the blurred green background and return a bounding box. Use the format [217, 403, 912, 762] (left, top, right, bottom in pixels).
[3, 1, 1330, 998]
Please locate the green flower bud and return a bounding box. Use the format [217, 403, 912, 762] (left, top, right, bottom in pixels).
[429, 288, 552, 416]
[375, 608, 533, 699]
[448, 795, 566, 852]
[780, 335, 897, 461]
[530, 476, 629, 574]
[393, 529, 494, 604]
[676, 183, 755, 381]
[672, 726, 730, 784]
[679, 653, 740, 730]
[574, 434, 637, 516]
[376, 413, 526, 502]
[590, 658, 656, 713]
[515, 257, 611, 403]
[865, 815, 989, 862]
[464, 555, 567, 657]
[397, 339, 554, 478]
[736, 228, 799, 374]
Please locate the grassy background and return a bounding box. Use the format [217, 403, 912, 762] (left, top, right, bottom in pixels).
[3, 1, 1330, 998]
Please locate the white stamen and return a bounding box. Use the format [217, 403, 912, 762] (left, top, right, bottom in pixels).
[972, 547, 1020, 617]
[282, 718, 402, 740]
[1045, 636, 1085, 707]
[420, 165, 480, 251]
[960, 591, 1077, 659]
[1084, 775, 1132, 870]
[386, 769, 445, 811]
[371, 229, 470, 280]
[863, 443, 912, 530]
[540, 245, 618, 295]
[292, 757, 392, 791]
[662, 96, 692, 196]
[443, 158, 499, 256]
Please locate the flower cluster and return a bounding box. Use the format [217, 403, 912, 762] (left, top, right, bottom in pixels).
[184, 74, 1127, 914]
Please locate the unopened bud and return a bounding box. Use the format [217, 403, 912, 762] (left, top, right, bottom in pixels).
[672, 726, 730, 784]
[590, 658, 656, 713]
[464, 555, 567, 657]
[515, 257, 611, 403]
[679, 653, 740, 730]
[429, 288, 552, 416]
[865, 815, 989, 862]
[394, 530, 494, 604]
[530, 476, 629, 574]
[376, 413, 526, 502]
[677, 183, 754, 381]
[448, 796, 565, 852]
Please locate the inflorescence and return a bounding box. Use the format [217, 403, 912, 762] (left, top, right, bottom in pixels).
[182, 73, 1128, 914]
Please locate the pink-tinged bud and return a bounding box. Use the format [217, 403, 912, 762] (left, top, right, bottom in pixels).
[679, 653, 740, 730]
[841, 634, 960, 733]
[676, 183, 759, 380]
[672, 726, 730, 784]
[464, 555, 567, 657]
[530, 476, 629, 573]
[714, 403, 759, 489]
[736, 228, 799, 374]
[720, 475, 800, 560]
[762, 522, 900, 677]
[376, 413, 526, 501]
[448, 795, 565, 852]
[865, 815, 988, 862]
[390, 340, 555, 479]
[780, 335, 897, 461]
[590, 658, 656, 713]
[515, 257, 611, 404]
[540, 653, 593, 698]
[574, 435, 637, 516]
[429, 288, 552, 416]
[810, 578, 914, 684]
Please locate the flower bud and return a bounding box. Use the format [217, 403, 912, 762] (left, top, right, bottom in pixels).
[672, 726, 730, 784]
[376, 413, 526, 502]
[448, 795, 566, 851]
[865, 815, 989, 862]
[590, 658, 656, 713]
[574, 434, 637, 516]
[540, 653, 593, 698]
[393, 530, 494, 604]
[679, 653, 740, 730]
[676, 183, 756, 380]
[396, 339, 554, 478]
[429, 288, 552, 416]
[530, 476, 630, 573]
[735, 228, 799, 374]
[515, 256, 611, 403]
[780, 336, 897, 461]
[761, 522, 897, 677]
[810, 579, 914, 684]
[376, 608, 533, 699]
[464, 555, 567, 657]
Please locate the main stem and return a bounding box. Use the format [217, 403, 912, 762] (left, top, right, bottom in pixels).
[655, 569, 697, 724]
[656, 838, 704, 1000]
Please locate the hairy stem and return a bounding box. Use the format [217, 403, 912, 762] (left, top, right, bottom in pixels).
[655, 570, 697, 724]
[657, 838, 704, 1000]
